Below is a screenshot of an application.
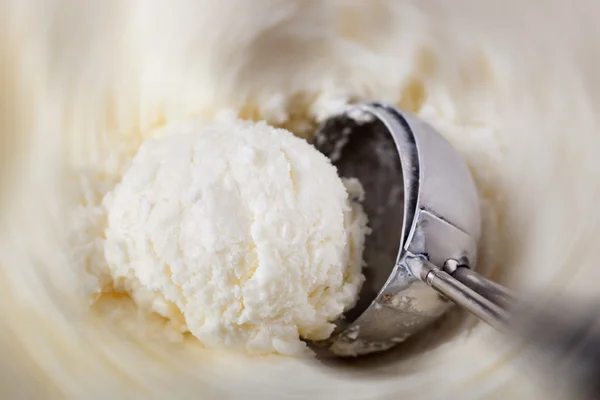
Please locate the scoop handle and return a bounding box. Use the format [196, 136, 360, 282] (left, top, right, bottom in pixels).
[451, 266, 516, 309]
[421, 264, 511, 330]
[406, 256, 512, 329]
[407, 255, 600, 399]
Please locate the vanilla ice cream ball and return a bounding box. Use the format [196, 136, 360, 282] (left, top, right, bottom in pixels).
[102, 117, 368, 355]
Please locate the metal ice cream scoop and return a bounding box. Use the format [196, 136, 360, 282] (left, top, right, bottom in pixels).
[313, 102, 600, 399]
[313, 102, 510, 356]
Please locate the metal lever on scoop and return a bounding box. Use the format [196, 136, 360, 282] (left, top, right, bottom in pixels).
[407, 255, 600, 399]
[451, 264, 516, 309]
[405, 255, 515, 330]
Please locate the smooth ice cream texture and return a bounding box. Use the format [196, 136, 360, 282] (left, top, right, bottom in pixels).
[103, 117, 369, 355]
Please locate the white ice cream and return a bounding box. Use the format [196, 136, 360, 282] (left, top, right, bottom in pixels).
[2, 0, 600, 399]
[103, 117, 367, 355]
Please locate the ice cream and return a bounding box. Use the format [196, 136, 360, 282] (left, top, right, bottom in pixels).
[2, 0, 600, 399]
[103, 117, 368, 355]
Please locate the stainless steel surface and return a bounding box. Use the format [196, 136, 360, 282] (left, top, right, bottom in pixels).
[451, 266, 516, 309]
[313, 102, 600, 394]
[406, 256, 509, 330]
[313, 102, 486, 356]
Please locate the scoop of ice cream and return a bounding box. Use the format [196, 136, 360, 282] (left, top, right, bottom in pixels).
[102, 117, 368, 355]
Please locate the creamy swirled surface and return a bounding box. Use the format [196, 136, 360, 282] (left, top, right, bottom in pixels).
[1, 0, 600, 398]
[102, 116, 368, 356]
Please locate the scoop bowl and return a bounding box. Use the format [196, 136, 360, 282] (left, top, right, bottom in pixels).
[313, 102, 482, 356]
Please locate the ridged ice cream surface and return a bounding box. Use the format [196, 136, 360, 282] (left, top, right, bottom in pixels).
[103, 117, 368, 355]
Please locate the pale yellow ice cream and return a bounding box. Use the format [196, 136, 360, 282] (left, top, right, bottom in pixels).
[103, 116, 368, 355]
[2, 0, 600, 399]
